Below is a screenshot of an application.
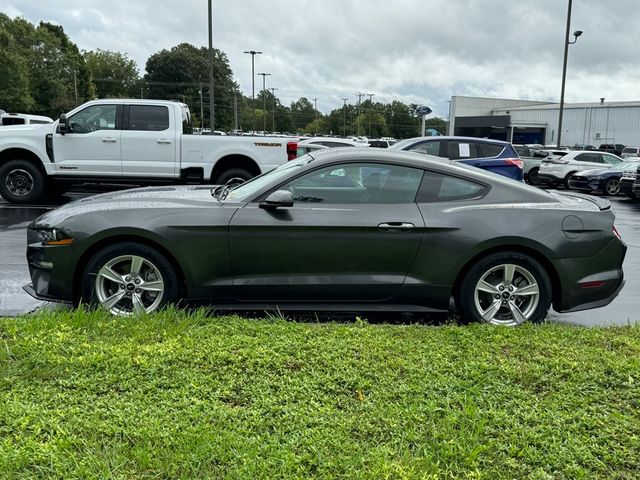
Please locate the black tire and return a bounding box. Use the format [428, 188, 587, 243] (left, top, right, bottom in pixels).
[215, 168, 254, 185]
[527, 167, 541, 185]
[457, 252, 552, 326]
[564, 171, 577, 189]
[0, 159, 45, 204]
[603, 178, 620, 196]
[81, 242, 180, 315]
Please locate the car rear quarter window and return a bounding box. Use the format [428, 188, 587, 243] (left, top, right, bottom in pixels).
[128, 105, 170, 131]
[416, 171, 487, 202]
[477, 143, 505, 158]
[444, 141, 479, 160]
[408, 140, 441, 156]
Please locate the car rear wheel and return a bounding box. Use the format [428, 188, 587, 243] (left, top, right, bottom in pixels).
[527, 167, 541, 185]
[82, 242, 179, 316]
[604, 178, 620, 196]
[458, 252, 552, 326]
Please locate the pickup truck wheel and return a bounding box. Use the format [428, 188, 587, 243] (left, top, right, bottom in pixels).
[216, 168, 254, 185]
[82, 242, 179, 316]
[0, 160, 45, 204]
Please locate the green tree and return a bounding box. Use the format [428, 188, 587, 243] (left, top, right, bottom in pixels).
[290, 97, 316, 132]
[385, 101, 420, 138]
[144, 43, 239, 130]
[85, 49, 140, 98]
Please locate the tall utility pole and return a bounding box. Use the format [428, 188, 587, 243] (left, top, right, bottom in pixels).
[313, 98, 318, 135]
[207, 0, 215, 131]
[269, 87, 278, 133]
[355, 92, 365, 136]
[257, 72, 271, 134]
[342, 98, 348, 137]
[366, 93, 375, 137]
[199, 83, 204, 128]
[233, 92, 239, 131]
[557, 0, 582, 147]
[243, 50, 262, 132]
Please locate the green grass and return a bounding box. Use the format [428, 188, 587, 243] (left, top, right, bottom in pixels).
[1, 309, 639, 479]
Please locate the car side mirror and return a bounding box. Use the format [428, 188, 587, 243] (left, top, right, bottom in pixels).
[259, 190, 293, 209]
[58, 114, 69, 135]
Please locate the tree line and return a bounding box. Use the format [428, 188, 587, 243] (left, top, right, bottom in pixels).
[0, 14, 447, 137]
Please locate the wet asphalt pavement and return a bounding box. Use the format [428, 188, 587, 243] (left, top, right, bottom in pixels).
[1, 192, 638, 326]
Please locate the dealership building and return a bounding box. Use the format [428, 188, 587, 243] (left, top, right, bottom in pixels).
[448, 95, 640, 147]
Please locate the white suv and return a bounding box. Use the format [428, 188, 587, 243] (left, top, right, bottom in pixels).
[538, 150, 623, 187]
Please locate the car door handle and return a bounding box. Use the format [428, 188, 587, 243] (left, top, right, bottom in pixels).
[102, 137, 117, 143]
[378, 222, 415, 231]
[157, 139, 172, 144]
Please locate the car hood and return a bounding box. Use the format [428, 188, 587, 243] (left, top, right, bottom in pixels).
[33, 185, 223, 227]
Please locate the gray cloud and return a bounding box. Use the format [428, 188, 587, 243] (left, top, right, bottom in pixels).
[2, 0, 637, 115]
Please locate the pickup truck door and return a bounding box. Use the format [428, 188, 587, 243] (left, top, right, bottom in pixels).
[53, 104, 123, 176]
[121, 104, 177, 177]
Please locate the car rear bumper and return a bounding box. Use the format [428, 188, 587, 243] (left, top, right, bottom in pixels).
[619, 179, 634, 196]
[554, 238, 627, 312]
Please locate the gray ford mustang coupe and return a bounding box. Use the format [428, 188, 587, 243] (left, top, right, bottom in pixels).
[25, 149, 626, 326]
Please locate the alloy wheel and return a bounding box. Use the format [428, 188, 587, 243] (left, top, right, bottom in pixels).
[605, 179, 620, 195]
[94, 254, 165, 315]
[473, 263, 540, 326]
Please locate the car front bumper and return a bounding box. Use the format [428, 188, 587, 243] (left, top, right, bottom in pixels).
[567, 176, 601, 191]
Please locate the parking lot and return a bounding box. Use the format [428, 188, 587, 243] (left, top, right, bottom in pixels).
[1, 191, 638, 326]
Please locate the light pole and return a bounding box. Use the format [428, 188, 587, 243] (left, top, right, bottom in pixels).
[269, 87, 278, 133]
[342, 98, 348, 137]
[366, 93, 375, 137]
[243, 50, 262, 132]
[557, 0, 582, 147]
[257, 72, 270, 134]
[207, 0, 215, 131]
[312, 98, 318, 135]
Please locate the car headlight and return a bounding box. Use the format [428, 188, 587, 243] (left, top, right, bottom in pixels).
[36, 228, 74, 246]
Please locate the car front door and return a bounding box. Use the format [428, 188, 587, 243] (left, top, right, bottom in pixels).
[53, 104, 123, 176]
[228, 162, 426, 302]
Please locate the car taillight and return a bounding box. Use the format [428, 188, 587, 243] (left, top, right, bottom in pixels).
[613, 226, 622, 240]
[286, 141, 298, 161]
[504, 158, 523, 169]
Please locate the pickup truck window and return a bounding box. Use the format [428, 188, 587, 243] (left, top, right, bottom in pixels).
[128, 105, 170, 131]
[69, 105, 118, 134]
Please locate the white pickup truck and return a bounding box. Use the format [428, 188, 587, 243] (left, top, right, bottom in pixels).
[0, 99, 298, 203]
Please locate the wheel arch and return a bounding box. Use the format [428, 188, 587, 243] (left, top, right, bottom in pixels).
[0, 148, 47, 175]
[451, 243, 562, 310]
[210, 154, 261, 183]
[73, 234, 188, 304]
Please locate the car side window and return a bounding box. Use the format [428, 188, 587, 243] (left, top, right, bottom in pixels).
[444, 141, 478, 160]
[128, 105, 170, 131]
[575, 152, 600, 163]
[281, 163, 423, 204]
[478, 143, 504, 158]
[68, 105, 118, 134]
[416, 170, 487, 202]
[408, 140, 441, 156]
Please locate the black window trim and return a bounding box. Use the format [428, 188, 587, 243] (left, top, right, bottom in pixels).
[415, 168, 491, 203]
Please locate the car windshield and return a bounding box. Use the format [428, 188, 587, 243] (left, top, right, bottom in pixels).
[224, 155, 314, 202]
[620, 161, 640, 171]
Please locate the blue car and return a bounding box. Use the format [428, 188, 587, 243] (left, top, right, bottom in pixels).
[389, 136, 523, 181]
[567, 161, 640, 196]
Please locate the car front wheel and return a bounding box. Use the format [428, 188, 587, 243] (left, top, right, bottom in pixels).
[604, 178, 620, 196]
[458, 252, 552, 326]
[81, 242, 179, 315]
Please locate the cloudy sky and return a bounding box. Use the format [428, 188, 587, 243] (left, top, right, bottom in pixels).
[1, 0, 637, 115]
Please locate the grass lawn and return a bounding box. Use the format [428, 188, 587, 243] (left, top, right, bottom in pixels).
[1, 308, 639, 479]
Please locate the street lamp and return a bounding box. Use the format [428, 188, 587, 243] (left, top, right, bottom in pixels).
[208, 0, 215, 131]
[269, 87, 278, 133]
[257, 72, 270, 134]
[557, 0, 582, 147]
[243, 50, 262, 132]
[342, 98, 348, 137]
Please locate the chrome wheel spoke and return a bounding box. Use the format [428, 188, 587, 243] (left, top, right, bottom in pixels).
[130, 256, 144, 276]
[503, 264, 516, 285]
[481, 300, 502, 323]
[477, 279, 500, 294]
[515, 283, 539, 296]
[102, 290, 126, 310]
[98, 265, 124, 285]
[140, 280, 163, 292]
[508, 301, 528, 325]
[132, 293, 146, 314]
